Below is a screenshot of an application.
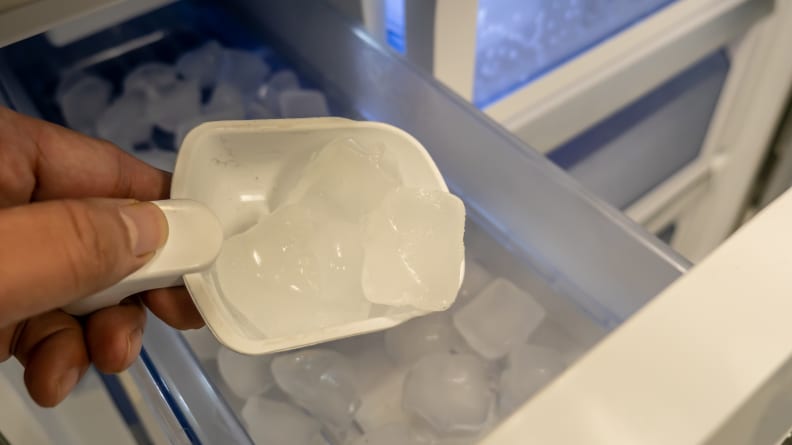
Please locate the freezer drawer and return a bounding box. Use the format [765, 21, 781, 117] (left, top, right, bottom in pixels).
[0, 0, 690, 443]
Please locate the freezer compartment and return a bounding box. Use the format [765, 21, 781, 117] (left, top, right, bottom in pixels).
[0, 0, 689, 443]
[474, 0, 676, 107]
[548, 50, 730, 210]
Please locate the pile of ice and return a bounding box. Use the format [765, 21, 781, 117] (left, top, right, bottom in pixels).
[214, 137, 466, 338]
[474, 0, 670, 105]
[55, 40, 330, 169]
[183, 260, 579, 445]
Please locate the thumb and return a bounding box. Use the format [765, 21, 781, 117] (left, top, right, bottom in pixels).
[0, 199, 167, 326]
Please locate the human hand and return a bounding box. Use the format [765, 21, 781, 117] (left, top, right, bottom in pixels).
[0, 106, 204, 407]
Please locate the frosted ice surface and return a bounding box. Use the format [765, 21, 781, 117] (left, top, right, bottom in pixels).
[362, 188, 465, 311]
[352, 424, 430, 445]
[217, 346, 274, 399]
[204, 83, 247, 118]
[271, 349, 360, 429]
[241, 396, 325, 445]
[260, 69, 300, 114]
[218, 48, 271, 95]
[455, 260, 493, 306]
[215, 205, 368, 337]
[96, 91, 152, 151]
[310, 217, 368, 306]
[498, 344, 566, 416]
[402, 353, 493, 435]
[123, 63, 178, 98]
[453, 278, 546, 360]
[148, 79, 202, 133]
[176, 40, 223, 88]
[278, 89, 330, 118]
[286, 138, 401, 222]
[355, 367, 407, 433]
[180, 327, 220, 361]
[134, 148, 177, 172]
[56, 74, 112, 134]
[384, 313, 465, 366]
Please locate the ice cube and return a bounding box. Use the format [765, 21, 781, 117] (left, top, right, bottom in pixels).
[278, 89, 330, 118]
[271, 349, 360, 429]
[148, 79, 202, 133]
[352, 423, 431, 445]
[260, 69, 300, 114]
[384, 313, 465, 366]
[173, 105, 246, 149]
[123, 63, 179, 98]
[454, 260, 493, 306]
[96, 91, 152, 151]
[217, 346, 274, 399]
[56, 74, 112, 134]
[246, 98, 276, 119]
[453, 278, 546, 360]
[362, 188, 465, 311]
[528, 319, 585, 365]
[204, 83, 246, 118]
[498, 344, 566, 416]
[286, 138, 401, 222]
[176, 40, 224, 88]
[241, 396, 325, 445]
[402, 353, 493, 435]
[310, 217, 368, 306]
[218, 48, 271, 95]
[355, 367, 408, 433]
[181, 327, 221, 361]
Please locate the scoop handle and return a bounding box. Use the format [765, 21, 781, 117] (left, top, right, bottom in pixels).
[63, 199, 224, 316]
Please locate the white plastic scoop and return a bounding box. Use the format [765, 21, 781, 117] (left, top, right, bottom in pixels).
[63, 118, 464, 355]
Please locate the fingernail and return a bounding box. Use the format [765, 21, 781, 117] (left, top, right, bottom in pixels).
[57, 367, 80, 401]
[120, 202, 168, 256]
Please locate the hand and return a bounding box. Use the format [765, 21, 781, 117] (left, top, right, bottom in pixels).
[0, 107, 204, 407]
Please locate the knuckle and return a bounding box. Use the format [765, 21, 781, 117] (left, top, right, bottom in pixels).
[58, 201, 118, 291]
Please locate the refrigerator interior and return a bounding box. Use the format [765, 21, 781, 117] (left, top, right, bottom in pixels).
[473, 0, 677, 107]
[0, 0, 690, 443]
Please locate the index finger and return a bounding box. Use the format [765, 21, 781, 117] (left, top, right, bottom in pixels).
[3, 107, 171, 201]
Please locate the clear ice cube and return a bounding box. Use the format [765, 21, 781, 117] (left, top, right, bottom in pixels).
[56, 73, 112, 135]
[498, 344, 566, 416]
[246, 98, 277, 119]
[180, 327, 220, 361]
[218, 48, 271, 95]
[278, 89, 330, 118]
[285, 138, 401, 222]
[205, 83, 246, 116]
[148, 79, 202, 133]
[402, 353, 493, 435]
[355, 367, 408, 433]
[384, 313, 465, 366]
[362, 188, 465, 311]
[217, 346, 274, 399]
[454, 260, 493, 307]
[352, 423, 431, 445]
[271, 349, 360, 429]
[176, 40, 224, 88]
[241, 396, 325, 445]
[96, 91, 152, 151]
[123, 63, 179, 98]
[260, 69, 300, 114]
[453, 278, 546, 360]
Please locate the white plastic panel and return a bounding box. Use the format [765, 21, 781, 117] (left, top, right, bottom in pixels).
[0, 0, 121, 47]
[483, 187, 792, 445]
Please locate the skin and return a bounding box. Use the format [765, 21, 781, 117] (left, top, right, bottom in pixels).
[0, 106, 204, 407]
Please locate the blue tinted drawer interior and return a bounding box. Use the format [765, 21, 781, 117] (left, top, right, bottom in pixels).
[474, 0, 677, 107]
[549, 51, 729, 209]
